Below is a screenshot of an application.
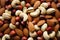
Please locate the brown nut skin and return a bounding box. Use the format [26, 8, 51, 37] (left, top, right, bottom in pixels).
[15, 29, 23, 37]
[14, 36, 20, 40]
[0, 7, 5, 15]
[23, 28, 29, 37]
[45, 15, 53, 19]
[53, 37, 57, 40]
[0, 23, 9, 32]
[4, 28, 11, 34]
[28, 14, 32, 22]
[11, 16, 16, 25]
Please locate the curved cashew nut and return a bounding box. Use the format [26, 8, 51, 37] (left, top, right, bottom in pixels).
[23, 7, 27, 13]
[43, 31, 50, 40]
[2, 34, 10, 40]
[49, 31, 55, 38]
[0, 16, 4, 21]
[27, 7, 34, 13]
[29, 32, 37, 37]
[41, 23, 47, 31]
[19, 13, 28, 21]
[47, 8, 55, 14]
[21, 1, 25, 7]
[38, 6, 46, 14]
[30, 9, 40, 17]
[15, 10, 22, 16]
[34, 25, 40, 30]
[11, 0, 20, 8]
[28, 37, 34, 40]
[9, 23, 16, 29]
[40, 2, 48, 8]
[57, 31, 60, 37]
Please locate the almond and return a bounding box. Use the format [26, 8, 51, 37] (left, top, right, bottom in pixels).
[26, 0, 31, 3]
[53, 37, 57, 40]
[14, 36, 20, 40]
[46, 0, 52, 2]
[28, 14, 32, 22]
[37, 20, 45, 26]
[54, 24, 59, 32]
[15, 29, 23, 37]
[4, 28, 11, 34]
[1, 0, 6, 7]
[31, 0, 37, 5]
[28, 22, 35, 32]
[0, 7, 5, 15]
[51, 2, 57, 9]
[11, 16, 16, 25]
[32, 16, 40, 24]
[33, 1, 40, 9]
[0, 23, 8, 32]
[23, 28, 29, 37]
[45, 15, 53, 19]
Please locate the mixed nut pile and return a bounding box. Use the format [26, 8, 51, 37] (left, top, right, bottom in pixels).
[0, 0, 60, 40]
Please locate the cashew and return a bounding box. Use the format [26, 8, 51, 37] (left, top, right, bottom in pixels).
[34, 25, 40, 30]
[30, 9, 40, 17]
[57, 31, 60, 37]
[23, 7, 27, 13]
[28, 37, 34, 40]
[47, 8, 55, 14]
[11, 0, 20, 8]
[38, 6, 46, 14]
[49, 31, 55, 38]
[21, 1, 25, 7]
[43, 31, 50, 40]
[29, 31, 37, 37]
[19, 13, 28, 21]
[27, 7, 34, 13]
[9, 23, 16, 29]
[40, 2, 48, 8]
[0, 16, 4, 21]
[41, 23, 47, 31]
[15, 10, 22, 16]
[2, 10, 11, 19]
[2, 34, 10, 40]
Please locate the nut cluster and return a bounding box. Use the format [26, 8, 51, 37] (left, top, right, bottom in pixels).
[0, 0, 60, 40]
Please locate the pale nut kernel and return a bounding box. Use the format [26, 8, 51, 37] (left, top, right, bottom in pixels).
[21, 1, 25, 7]
[2, 34, 10, 40]
[41, 23, 48, 31]
[29, 31, 37, 37]
[11, 0, 20, 8]
[57, 31, 60, 37]
[27, 7, 34, 13]
[43, 31, 50, 40]
[38, 6, 46, 14]
[40, 2, 48, 8]
[49, 31, 55, 38]
[34, 25, 40, 30]
[0, 16, 4, 21]
[28, 37, 34, 40]
[9, 23, 16, 29]
[30, 9, 40, 17]
[19, 13, 28, 21]
[15, 10, 22, 16]
[47, 8, 55, 14]
[23, 7, 27, 13]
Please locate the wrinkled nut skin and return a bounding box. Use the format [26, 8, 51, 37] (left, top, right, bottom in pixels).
[15, 29, 23, 37]
[0, 24, 8, 32]
[14, 36, 20, 40]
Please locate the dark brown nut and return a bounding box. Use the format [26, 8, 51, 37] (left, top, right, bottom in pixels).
[4, 28, 11, 34]
[32, 16, 40, 24]
[28, 14, 32, 22]
[0, 23, 9, 32]
[1, 0, 6, 7]
[47, 17, 58, 26]
[55, 9, 60, 18]
[46, 0, 52, 2]
[30, 0, 36, 5]
[54, 24, 59, 32]
[11, 16, 16, 25]
[37, 20, 45, 26]
[45, 15, 53, 19]
[14, 36, 20, 40]
[23, 28, 29, 37]
[0, 33, 3, 37]
[26, 0, 31, 3]
[0, 7, 5, 15]
[51, 2, 57, 9]
[15, 29, 23, 37]
[28, 22, 35, 32]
